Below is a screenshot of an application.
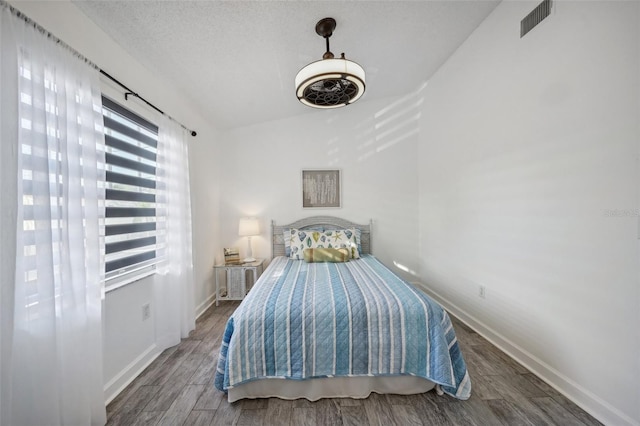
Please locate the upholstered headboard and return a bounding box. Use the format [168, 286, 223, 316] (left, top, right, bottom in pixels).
[272, 216, 372, 258]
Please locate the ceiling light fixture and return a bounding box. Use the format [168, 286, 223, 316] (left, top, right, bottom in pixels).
[295, 17, 366, 109]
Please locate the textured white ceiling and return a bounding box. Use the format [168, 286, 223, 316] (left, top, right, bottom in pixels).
[72, 1, 500, 130]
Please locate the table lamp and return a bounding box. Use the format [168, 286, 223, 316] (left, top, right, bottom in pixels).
[238, 217, 259, 263]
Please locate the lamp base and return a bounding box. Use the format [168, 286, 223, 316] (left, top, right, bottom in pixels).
[243, 257, 256, 263]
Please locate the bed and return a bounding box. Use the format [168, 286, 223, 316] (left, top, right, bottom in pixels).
[214, 216, 471, 402]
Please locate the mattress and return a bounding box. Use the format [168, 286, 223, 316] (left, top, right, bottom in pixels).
[214, 255, 471, 401]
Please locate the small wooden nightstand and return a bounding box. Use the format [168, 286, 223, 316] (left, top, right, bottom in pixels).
[214, 259, 264, 306]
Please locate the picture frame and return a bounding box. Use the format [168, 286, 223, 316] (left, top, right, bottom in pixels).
[302, 169, 341, 208]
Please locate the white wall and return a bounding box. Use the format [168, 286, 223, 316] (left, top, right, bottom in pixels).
[8, 0, 222, 403]
[417, 1, 640, 425]
[216, 94, 421, 281]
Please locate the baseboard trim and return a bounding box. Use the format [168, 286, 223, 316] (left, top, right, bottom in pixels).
[103, 343, 160, 405]
[104, 294, 216, 405]
[196, 293, 216, 319]
[412, 282, 639, 426]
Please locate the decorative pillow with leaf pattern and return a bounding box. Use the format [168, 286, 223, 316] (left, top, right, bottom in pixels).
[283, 227, 323, 257]
[289, 228, 360, 260]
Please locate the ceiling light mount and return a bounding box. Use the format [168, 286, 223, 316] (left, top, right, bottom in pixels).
[295, 17, 366, 109]
[316, 17, 336, 59]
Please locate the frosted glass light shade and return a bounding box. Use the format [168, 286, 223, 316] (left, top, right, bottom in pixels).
[295, 58, 366, 109]
[238, 218, 259, 236]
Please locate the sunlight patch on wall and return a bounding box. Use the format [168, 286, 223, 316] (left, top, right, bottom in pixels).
[354, 81, 427, 163]
[393, 260, 418, 277]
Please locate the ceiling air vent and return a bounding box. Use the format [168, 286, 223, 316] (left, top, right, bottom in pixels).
[521, 0, 552, 38]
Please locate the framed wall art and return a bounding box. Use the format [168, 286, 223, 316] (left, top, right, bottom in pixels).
[302, 169, 341, 208]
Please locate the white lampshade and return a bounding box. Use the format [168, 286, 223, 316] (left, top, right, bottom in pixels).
[295, 58, 366, 109]
[238, 217, 259, 237]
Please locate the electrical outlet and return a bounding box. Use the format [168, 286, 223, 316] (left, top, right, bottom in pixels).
[142, 303, 151, 321]
[479, 285, 486, 299]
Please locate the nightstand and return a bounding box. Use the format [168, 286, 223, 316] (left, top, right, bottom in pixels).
[214, 259, 264, 306]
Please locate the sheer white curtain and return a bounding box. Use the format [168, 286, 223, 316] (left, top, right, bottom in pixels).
[0, 5, 107, 426]
[153, 117, 196, 350]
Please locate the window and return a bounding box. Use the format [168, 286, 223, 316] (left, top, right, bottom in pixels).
[102, 96, 160, 281]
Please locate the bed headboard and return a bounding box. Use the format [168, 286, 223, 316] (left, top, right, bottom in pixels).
[272, 216, 372, 258]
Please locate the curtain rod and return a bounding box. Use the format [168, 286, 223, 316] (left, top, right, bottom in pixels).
[99, 69, 197, 137]
[2, 0, 197, 137]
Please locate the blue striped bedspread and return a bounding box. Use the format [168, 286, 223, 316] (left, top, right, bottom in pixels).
[214, 255, 471, 399]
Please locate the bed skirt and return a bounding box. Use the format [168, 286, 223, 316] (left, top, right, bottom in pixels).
[228, 376, 436, 402]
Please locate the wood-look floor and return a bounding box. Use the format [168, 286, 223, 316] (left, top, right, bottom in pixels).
[106, 301, 602, 426]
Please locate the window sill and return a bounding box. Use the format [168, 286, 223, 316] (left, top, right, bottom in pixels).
[104, 266, 156, 294]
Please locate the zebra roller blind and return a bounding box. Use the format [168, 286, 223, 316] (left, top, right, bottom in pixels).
[102, 96, 159, 277]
